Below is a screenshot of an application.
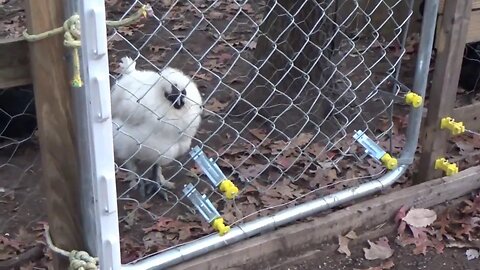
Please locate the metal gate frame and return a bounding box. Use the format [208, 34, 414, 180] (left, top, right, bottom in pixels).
[76, 0, 440, 269]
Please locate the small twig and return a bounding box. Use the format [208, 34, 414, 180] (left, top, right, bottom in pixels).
[0, 245, 45, 269]
[0, 8, 24, 16]
[450, 149, 480, 163]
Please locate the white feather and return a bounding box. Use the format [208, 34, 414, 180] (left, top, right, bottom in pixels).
[111, 57, 203, 190]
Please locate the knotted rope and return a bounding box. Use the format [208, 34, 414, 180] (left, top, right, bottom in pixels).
[23, 4, 153, 88]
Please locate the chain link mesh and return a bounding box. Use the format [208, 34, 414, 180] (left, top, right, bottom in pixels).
[106, 0, 414, 261]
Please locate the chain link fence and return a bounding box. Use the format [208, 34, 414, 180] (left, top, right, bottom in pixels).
[101, 0, 419, 266]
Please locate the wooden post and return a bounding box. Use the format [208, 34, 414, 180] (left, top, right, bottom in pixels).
[418, 0, 473, 182]
[0, 38, 31, 89]
[25, 0, 85, 268]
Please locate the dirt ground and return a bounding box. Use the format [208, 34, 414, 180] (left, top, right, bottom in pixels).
[249, 194, 480, 270]
[260, 239, 480, 270]
[1, 0, 480, 269]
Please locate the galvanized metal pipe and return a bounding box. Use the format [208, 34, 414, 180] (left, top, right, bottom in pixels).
[401, 0, 439, 162]
[121, 0, 439, 269]
[122, 166, 406, 270]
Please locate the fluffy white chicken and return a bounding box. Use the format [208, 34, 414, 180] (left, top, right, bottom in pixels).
[111, 56, 203, 198]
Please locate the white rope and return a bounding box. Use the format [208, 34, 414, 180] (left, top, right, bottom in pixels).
[44, 226, 99, 270]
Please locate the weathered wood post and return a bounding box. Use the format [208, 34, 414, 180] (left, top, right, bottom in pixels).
[418, 0, 473, 181]
[25, 0, 86, 267]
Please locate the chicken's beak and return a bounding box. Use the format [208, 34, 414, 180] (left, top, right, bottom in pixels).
[171, 86, 181, 105]
[171, 85, 181, 96]
[167, 85, 186, 109]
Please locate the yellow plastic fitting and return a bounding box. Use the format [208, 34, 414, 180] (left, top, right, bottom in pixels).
[219, 179, 239, 200]
[405, 91, 423, 108]
[212, 217, 230, 236]
[380, 153, 398, 170]
[434, 158, 458, 176]
[440, 117, 465, 136]
[435, 158, 459, 176]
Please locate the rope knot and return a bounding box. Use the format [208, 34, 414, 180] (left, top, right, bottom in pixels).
[61, 14, 83, 87]
[69, 250, 99, 270]
[63, 14, 81, 48]
[21, 4, 153, 89]
[141, 4, 154, 18]
[44, 226, 99, 270]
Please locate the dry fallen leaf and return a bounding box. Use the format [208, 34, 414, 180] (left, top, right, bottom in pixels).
[461, 194, 480, 216]
[292, 132, 314, 148]
[445, 241, 475, 249]
[354, 260, 395, 270]
[172, 22, 189, 31]
[148, 45, 170, 53]
[120, 237, 144, 264]
[363, 237, 394, 260]
[208, 11, 224, 19]
[395, 205, 408, 223]
[237, 164, 268, 181]
[162, 0, 174, 7]
[402, 208, 437, 228]
[337, 235, 351, 257]
[241, 40, 257, 50]
[205, 98, 229, 112]
[117, 26, 134, 37]
[466, 249, 480, 261]
[192, 72, 213, 82]
[337, 230, 358, 257]
[19, 262, 37, 270]
[105, 0, 120, 6]
[248, 128, 269, 141]
[345, 230, 358, 240]
[397, 225, 444, 255]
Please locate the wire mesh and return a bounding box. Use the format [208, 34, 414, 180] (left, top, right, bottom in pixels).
[105, 0, 414, 262]
[459, 41, 480, 98]
[0, 85, 43, 259]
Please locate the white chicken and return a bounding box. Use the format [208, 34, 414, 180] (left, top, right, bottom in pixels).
[111, 56, 203, 198]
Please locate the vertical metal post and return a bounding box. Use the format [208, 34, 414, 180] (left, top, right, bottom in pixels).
[401, 0, 440, 162]
[77, 1, 122, 269]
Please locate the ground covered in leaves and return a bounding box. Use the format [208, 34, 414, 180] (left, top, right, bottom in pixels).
[253, 192, 480, 270]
